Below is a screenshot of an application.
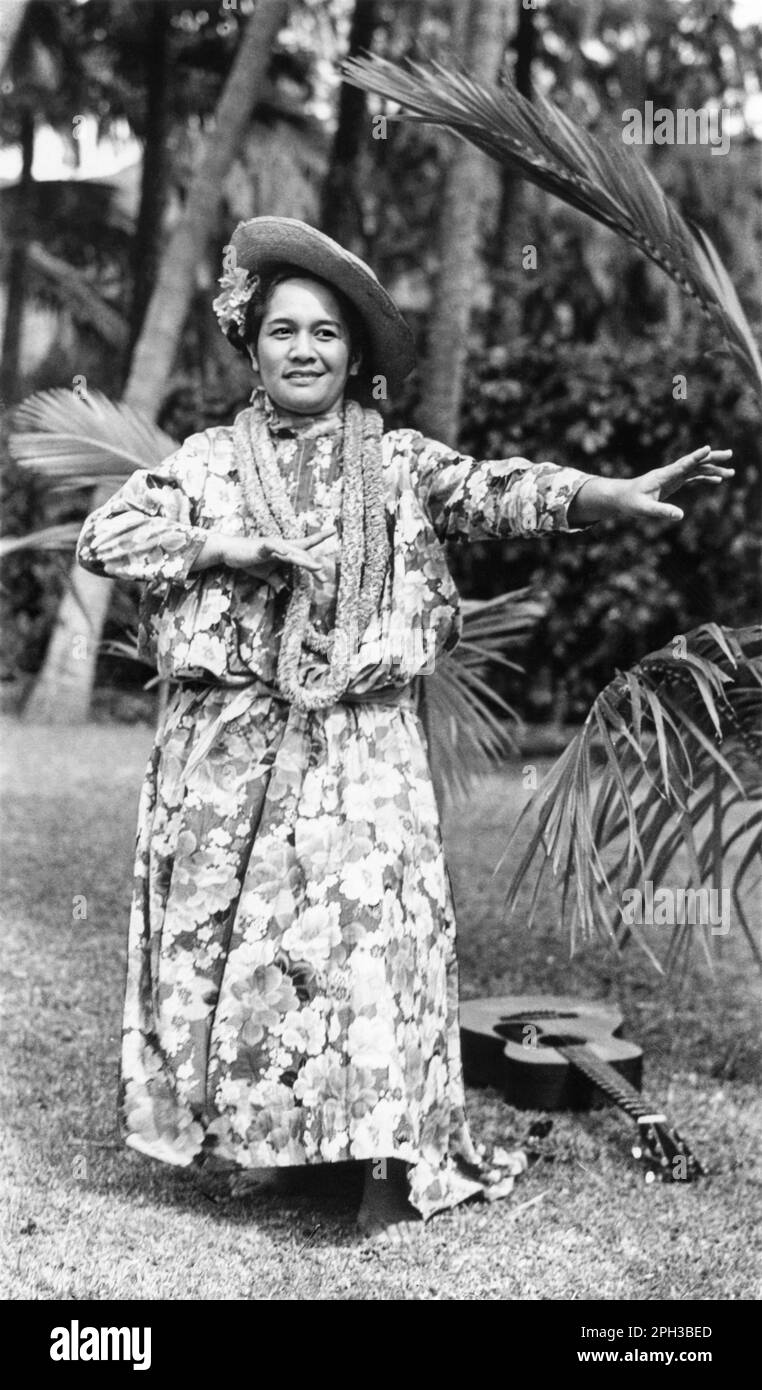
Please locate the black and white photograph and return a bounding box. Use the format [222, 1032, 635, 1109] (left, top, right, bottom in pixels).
[1, 0, 760, 1326]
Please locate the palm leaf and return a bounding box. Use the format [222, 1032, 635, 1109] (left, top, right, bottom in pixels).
[7, 388, 178, 489]
[422, 586, 548, 808]
[496, 623, 762, 973]
[26, 242, 129, 348]
[460, 587, 547, 641]
[0, 521, 83, 558]
[342, 56, 762, 399]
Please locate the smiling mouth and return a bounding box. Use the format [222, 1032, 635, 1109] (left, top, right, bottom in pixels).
[285, 372, 323, 381]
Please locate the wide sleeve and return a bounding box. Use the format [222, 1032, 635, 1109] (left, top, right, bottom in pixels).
[75, 431, 211, 586]
[403, 430, 595, 543]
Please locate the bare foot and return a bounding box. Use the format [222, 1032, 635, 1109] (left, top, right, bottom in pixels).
[357, 1160, 421, 1246]
[228, 1168, 297, 1198]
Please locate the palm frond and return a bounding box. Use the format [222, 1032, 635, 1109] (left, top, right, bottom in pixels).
[0, 522, 83, 558]
[342, 56, 762, 399]
[8, 388, 178, 489]
[460, 587, 547, 653]
[26, 243, 129, 348]
[422, 587, 548, 808]
[497, 623, 762, 973]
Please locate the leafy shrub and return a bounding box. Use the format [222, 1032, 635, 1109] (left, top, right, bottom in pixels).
[453, 330, 761, 720]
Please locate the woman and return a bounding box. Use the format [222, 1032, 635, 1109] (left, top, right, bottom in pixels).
[76, 216, 733, 1243]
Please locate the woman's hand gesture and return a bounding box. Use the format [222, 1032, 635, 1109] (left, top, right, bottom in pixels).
[614, 445, 735, 522]
[195, 526, 337, 579]
[569, 446, 735, 525]
[227, 527, 335, 578]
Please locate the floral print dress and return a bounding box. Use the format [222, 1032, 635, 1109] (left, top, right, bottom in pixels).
[76, 389, 591, 1219]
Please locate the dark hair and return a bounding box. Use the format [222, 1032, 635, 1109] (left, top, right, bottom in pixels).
[225, 262, 373, 402]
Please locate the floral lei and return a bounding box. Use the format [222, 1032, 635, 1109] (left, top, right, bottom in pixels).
[233, 391, 388, 712]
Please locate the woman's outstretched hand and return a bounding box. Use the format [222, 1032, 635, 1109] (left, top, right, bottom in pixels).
[568, 446, 735, 525]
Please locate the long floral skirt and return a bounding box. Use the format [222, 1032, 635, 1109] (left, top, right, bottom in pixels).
[119, 680, 522, 1219]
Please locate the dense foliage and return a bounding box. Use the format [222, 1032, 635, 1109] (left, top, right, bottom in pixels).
[453, 329, 761, 720]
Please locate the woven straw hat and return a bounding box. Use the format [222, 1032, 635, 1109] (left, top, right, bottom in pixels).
[222, 216, 416, 393]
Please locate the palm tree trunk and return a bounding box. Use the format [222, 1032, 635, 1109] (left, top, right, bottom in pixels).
[488, 0, 535, 344]
[125, 0, 288, 418]
[22, 562, 115, 724]
[320, 0, 378, 254]
[24, 2, 288, 724]
[126, 0, 171, 366]
[415, 0, 508, 445]
[0, 109, 34, 404]
[0, 0, 28, 76]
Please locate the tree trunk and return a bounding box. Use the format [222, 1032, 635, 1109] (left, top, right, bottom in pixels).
[0, 109, 34, 404]
[21, 554, 115, 724]
[125, 0, 288, 418]
[24, 3, 288, 724]
[415, 0, 508, 445]
[320, 0, 378, 254]
[488, 0, 535, 344]
[0, 0, 28, 77]
[126, 0, 171, 367]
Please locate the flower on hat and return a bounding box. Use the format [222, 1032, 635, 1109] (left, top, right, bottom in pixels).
[212, 262, 259, 338]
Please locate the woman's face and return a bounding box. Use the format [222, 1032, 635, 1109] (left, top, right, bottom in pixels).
[252, 276, 357, 416]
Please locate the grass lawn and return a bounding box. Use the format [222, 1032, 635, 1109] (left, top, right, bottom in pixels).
[1, 717, 760, 1301]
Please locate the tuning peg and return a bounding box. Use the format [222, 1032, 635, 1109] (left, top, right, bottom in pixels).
[644, 1169, 656, 1185]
